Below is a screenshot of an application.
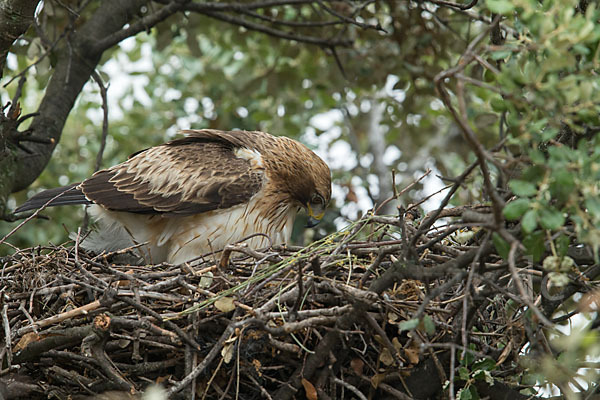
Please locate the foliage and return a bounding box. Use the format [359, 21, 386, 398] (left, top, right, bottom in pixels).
[2, 0, 600, 398]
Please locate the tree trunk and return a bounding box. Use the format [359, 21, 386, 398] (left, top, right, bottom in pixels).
[0, 0, 39, 80]
[0, 0, 40, 214]
[0, 0, 152, 214]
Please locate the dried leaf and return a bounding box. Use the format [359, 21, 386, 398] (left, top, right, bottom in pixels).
[350, 358, 364, 375]
[214, 297, 236, 313]
[379, 347, 394, 366]
[221, 343, 234, 364]
[404, 346, 420, 365]
[252, 359, 262, 377]
[199, 271, 213, 288]
[14, 332, 40, 352]
[301, 378, 318, 400]
[496, 338, 513, 366]
[370, 373, 386, 388]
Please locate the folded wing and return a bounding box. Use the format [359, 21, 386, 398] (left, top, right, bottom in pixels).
[16, 131, 265, 216]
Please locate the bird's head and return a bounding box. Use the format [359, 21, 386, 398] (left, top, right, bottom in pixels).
[292, 146, 331, 228]
[262, 134, 332, 227]
[304, 158, 331, 227]
[306, 190, 329, 227]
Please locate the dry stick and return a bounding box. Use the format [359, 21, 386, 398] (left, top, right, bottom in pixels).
[86, 318, 134, 392]
[507, 242, 553, 326]
[461, 234, 490, 359]
[90, 71, 110, 173]
[434, 15, 506, 226]
[449, 343, 456, 400]
[427, 0, 478, 10]
[17, 300, 101, 336]
[289, 260, 304, 320]
[115, 295, 201, 351]
[2, 304, 12, 368]
[167, 310, 241, 396]
[273, 244, 491, 399]
[374, 169, 432, 215]
[331, 375, 368, 400]
[0, 186, 78, 246]
[81, 71, 110, 231]
[409, 161, 478, 250]
[317, 0, 382, 32]
[362, 312, 402, 366]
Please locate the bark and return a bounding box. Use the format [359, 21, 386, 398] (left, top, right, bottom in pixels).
[0, 0, 39, 80]
[9, 0, 150, 195]
[0, 0, 40, 214]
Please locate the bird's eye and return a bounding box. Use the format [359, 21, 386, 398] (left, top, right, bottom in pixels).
[311, 193, 325, 206]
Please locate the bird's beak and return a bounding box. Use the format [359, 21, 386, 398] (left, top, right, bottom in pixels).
[306, 203, 325, 228]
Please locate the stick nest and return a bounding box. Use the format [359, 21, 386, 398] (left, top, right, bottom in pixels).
[0, 206, 583, 399]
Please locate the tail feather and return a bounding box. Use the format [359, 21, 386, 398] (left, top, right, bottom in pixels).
[15, 183, 91, 213]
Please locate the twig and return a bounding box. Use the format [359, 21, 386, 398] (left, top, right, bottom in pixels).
[167, 311, 242, 395]
[507, 242, 553, 326]
[1, 186, 78, 246]
[2, 304, 12, 367]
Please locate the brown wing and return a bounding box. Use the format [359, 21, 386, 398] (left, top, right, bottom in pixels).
[81, 133, 265, 216]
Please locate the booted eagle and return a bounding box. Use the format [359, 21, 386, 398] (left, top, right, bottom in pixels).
[16, 130, 331, 264]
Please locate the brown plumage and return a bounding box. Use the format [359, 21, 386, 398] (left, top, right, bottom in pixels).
[16, 130, 331, 264]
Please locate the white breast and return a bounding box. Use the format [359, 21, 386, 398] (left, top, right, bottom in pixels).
[82, 196, 297, 264]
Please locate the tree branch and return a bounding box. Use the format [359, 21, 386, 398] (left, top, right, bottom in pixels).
[185, 6, 352, 47]
[10, 0, 149, 193]
[0, 0, 40, 80]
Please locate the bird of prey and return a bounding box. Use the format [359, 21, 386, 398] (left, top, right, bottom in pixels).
[16, 130, 331, 264]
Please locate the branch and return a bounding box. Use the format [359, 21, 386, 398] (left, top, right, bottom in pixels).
[185, 7, 352, 47]
[92, 1, 186, 54]
[0, 0, 40, 80]
[11, 0, 149, 193]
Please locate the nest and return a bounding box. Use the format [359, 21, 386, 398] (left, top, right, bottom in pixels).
[0, 206, 578, 399]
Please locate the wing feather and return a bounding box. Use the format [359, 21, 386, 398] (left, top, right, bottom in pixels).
[80, 133, 265, 216]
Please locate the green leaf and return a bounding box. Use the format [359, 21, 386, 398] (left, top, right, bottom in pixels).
[539, 208, 565, 230]
[398, 319, 419, 332]
[458, 366, 470, 381]
[474, 369, 494, 385]
[509, 180, 537, 197]
[423, 315, 436, 335]
[486, 0, 515, 14]
[460, 344, 476, 366]
[493, 233, 510, 260]
[585, 197, 600, 219]
[522, 165, 545, 183]
[457, 388, 473, 400]
[490, 50, 512, 61]
[529, 149, 546, 165]
[503, 198, 531, 220]
[550, 169, 575, 204]
[522, 209, 538, 234]
[472, 358, 497, 372]
[523, 231, 545, 262]
[556, 234, 571, 258]
[490, 97, 508, 111]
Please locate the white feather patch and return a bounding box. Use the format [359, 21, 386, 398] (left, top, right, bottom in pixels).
[78, 197, 296, 265]
[234, 147, 264, 168]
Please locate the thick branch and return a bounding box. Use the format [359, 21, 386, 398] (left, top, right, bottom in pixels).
[10, 0, 149, 193]
[0, 0, 40, 80]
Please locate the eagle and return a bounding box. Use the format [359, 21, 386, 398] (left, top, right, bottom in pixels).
[15, 130, 331, 264]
